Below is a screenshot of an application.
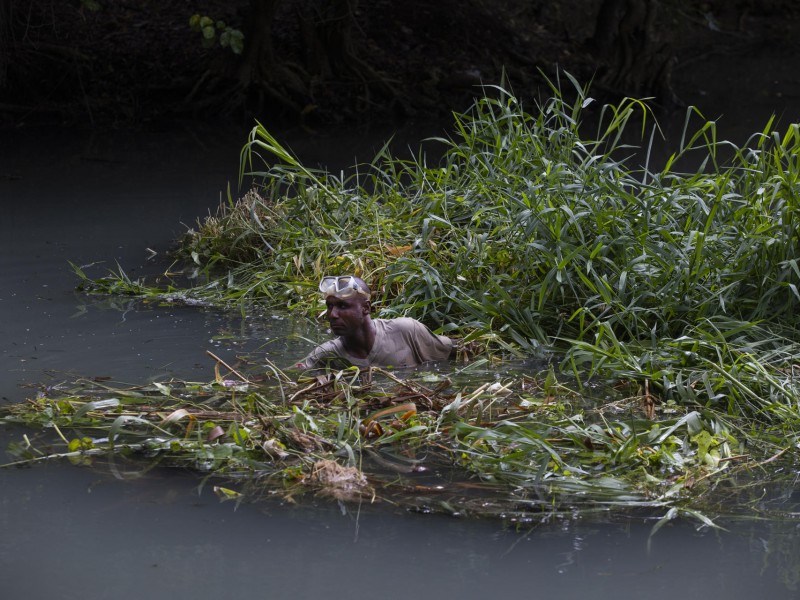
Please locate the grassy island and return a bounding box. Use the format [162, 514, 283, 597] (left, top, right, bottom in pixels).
[5, 75, 800, 527]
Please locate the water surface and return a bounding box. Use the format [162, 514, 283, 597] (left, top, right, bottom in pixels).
[2, 120, 800, 599]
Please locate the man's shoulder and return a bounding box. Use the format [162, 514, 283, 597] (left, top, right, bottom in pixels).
[375, 317, 421, 326]
[375, 317, 424, 333]
[372, 316, 453, 364]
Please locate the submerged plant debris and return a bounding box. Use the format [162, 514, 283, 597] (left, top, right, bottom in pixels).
[9, 75, 800, 527]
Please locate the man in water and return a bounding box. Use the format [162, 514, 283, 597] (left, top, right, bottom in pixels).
[296, 275, 456, 370]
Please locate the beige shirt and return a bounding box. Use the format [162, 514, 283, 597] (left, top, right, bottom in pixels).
[301, 317, 454, 370]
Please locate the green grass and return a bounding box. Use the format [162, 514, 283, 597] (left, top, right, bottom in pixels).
[80, 74, 800, 415]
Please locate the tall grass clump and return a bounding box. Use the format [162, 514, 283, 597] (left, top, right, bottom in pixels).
[85, 74, 800, 421]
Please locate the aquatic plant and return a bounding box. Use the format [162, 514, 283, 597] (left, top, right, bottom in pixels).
[45, 74, 800, 524]
[3, 363, 791, 525]
[79, 74, 800, 418]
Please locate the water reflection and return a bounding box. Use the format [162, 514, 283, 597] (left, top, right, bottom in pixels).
[2, 445, 799, 599]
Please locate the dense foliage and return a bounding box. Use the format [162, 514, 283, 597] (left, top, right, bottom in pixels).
[0, 363, 783, 526]
[10, 76, 800, 526]
[154, 75, 800, 421]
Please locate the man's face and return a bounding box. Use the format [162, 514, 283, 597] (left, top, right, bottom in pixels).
[325, 295, 369, 336]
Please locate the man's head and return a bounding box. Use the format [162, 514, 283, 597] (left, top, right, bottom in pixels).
[319, 276, 371, 338]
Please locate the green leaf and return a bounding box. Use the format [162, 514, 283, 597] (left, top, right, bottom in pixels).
[73, 398, 120, 419]
[230, 31, 244, 55]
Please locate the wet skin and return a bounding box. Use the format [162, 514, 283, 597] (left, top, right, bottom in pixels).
[325, 294, 374, 358]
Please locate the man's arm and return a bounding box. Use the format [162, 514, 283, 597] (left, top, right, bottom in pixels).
[403, 319, 454, 363]
[294, 339, 349, 371]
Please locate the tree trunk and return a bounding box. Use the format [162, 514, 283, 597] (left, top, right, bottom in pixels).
[235, 0, 307, 114]
[299, 0, 357, 80]
[297, 0, 397, 113]
[589, 0, 680, 107]
[0, 0, 13, 88]
[240, 0, 280, 88]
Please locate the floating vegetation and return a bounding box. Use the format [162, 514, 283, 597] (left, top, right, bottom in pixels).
[2, 360, 798, 527]
[17, 73, 800, 525]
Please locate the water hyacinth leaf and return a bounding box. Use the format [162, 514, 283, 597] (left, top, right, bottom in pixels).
[691, 430, 720, 466]
[229, 424, 249, 445]
[67, 437, 95, 452]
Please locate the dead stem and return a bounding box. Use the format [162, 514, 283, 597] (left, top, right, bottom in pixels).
[207, 350, 253, 384]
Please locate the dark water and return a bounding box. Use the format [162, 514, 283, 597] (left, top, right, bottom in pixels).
[2, 119, 800, 599]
